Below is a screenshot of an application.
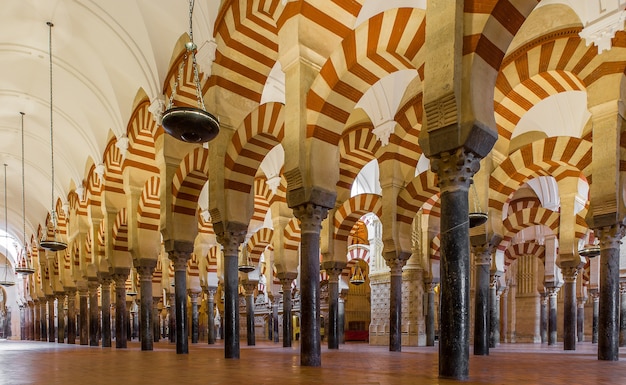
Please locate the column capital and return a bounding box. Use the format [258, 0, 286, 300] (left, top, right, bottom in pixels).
[188, 292, 201, 302]
[111, 273, 128, 288]
[385, 257, 408, 276]
[430, 147, 481, 192]
[321, 261, 346, 281]
[595, 223, 626, 250]
[545, 286, 560, 298]
[169, 250, 191, 271]
[292, 203, 328, 234]
[426, 282, 438, 293]
[242, 281, 258, 295]
[561, 266, 579, 284]
[215, 226, 247, 256]
[620, 282, 626, 294]
[136, 263, 156, 281]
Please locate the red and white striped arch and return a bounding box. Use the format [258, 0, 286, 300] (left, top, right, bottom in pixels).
[489, 137, 592, 212]
[283, 217, 301, 252]
[138, 176, 160, 231]
[396, 170, 439, 252]
[306, 8, 426, 144]
[430, 234, 440, 261]
[187, 252, 200, 278]
[113, 208, 128, 252]
[498, 207, 559, 252]
[172, 147, 210, 216]
[197, 208, 215, 236]
[503, 241, 545, 267]
[337, 124, 380, 199]
[334, 194, 382, 242]
[124, 98, 161, 174]
[163, 49, 210, 110]
[102, 137, 125, 197]
[86, 163, 103, 208]
[205, 245, 220, 275]
[248, 227, 274, 265]
[152, 258, 163, 284]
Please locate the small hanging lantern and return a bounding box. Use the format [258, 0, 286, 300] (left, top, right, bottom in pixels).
[161, 0, 219, 143]
[350, 264, 365, 286]
[469, 181, 488, 228]
[579, 244, 600, 258]
[238, 247, 255, 273]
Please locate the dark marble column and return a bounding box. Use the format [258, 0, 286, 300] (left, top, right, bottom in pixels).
[596, 224, 625, 360]
[19, 305, 25, 340]
[55, 292, 65, 343]
[242, 282, 256, 346]
[619, 283, 626, 347]
[279, 278, 294, 347]
[547, 287, 559, 346]
[472, 245, 491, 355]
[152, 297, 160, 343]
[273, 296, 280, 343]
[500, 288, 508, 344]
[137, 263, 156, 351]
[338, 295, 345, 344]
[206, 288, 216, 344]
[168, 293, 176, 343]
[489, 277, 499, 348]
[66, 289, 76, 344]
[431, 148, 480, 380]
[591, 290, 599, 344]
[385, 256, 408, 352]
[33, 300, 40, 341]
[216, 227, 246, 359]
[577, 298, 585, 343]
[322, 264, 343, 350]
[40, 300, 47, 341]
[88, 281, 100, 346]
[47, 295, 55, 342]
[190, 292, 200, 344]
[28, 302, 35, 340]
[540, 292, 548, 343]
[169, 249, 192, 355]
[426, 282, 436, 347]
[562, 266, 579, 351]
[292, 203, 328, 367]
[112, 272, 128, 348]
[100, 279, 112, 348]
[78, 288, 88, 345]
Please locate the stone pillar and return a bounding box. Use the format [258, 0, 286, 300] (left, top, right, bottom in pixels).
[385, 256, 408, 352]
[426, 282, 436, 347]
[88, 281, 100, 346]
[279, 277, 294, 348]
[66, 289, 76, 344]
[321, 263, 344, 350]
[540, 292, 548, 344]
[577, 298, 585, 343]
[190, 291, 200, 344]
[100, 278, 112, 348]
[168, 292, 176, 343]
[472, 245, 491, 355]
[40, 299, 47, 341]
[169, 249, 192, 355]
[112, 272, 128, 348]
[137, 263, 156, 351]
[500, 288, 508, 344]
[596, 224, 625, 360]
[547, 287, 559, 346]
[33, 300, 40, 341]
[489, 277, 500, 348]
[47, 295, 55, 342]
[591, 290, 599, 344]
[292, 203, 328, 367]
[562, 266, 579, 350]
[216, 227, 246, 359]
[55, 293, 65, 343]
[78, 288, 88, 345]
[273, 295, 280, 343]
[152, 297, 160, 343]
[431, 148, 480, 380]
[19, 305, 25, 340]
[242, 282, 256, 346]
[28, 302, 35, 340]
[206, 288, 216, 344]
[338, 294, 346, 344]
[619, 283, 626, 347]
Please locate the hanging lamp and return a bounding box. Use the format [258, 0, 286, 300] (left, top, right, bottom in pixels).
[39, 22, 67, 252]
[15, 112, 35, 275]
[0, 164, 16, 287]
[468, 181, 488, 228]
[349, 264, 365, 286]
[238, 246, 255, 273]
[579, 244, 600, 258]
[161, 0, 219, 143]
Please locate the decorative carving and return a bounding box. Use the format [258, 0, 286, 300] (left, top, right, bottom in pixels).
[430, 147, 481, 191]
[561, 266, 579, 284]
[292, 203, 328, 234]
[595, 223, 626, 250]
[216, 230, 246, 257]
[424, 92, 457, 131]
[136, 265, 156, 281]
[148, 96, 165, 125]
[472, 243, 494, 266]
[579, 8, 626, 54]
[169, 250, 191, 271]
[386, 258, 407, 276]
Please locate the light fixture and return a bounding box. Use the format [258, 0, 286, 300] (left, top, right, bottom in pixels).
[15, 112, 35, 275]
[161, 0, 219, 143]
[469, 181, 488, 228]
[39, 22, 67, 252]
[238, 247, 255, 273]
[579, 244, 600, 258]
[1, 164, 16, 287]
[350, 264, 365, 286]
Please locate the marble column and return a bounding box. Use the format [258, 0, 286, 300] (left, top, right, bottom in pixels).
[33, 300, 40, 341]
[88, 281, 100, 346]
[472, 245, 491, 355]
[19, 305, 25, 340]
[112, 272, 128, 348]
[386, 256, 408, 352]
[137, 263, 155, 351]
[562, 266, 579, 351]
[292, 203, 328, 367]
[500, 288, 508, 344]
[426, 282, 436, 347]
[596, 224, 625, 360]
[78, 288, 88, 345]
[279, 277, 294, 347]
[47, 295, 55, 342]
[489, 277, 500, 348]
[322, 264, 344, 350]
[100, 278, 112, 348]
[216, 227, 246, 359]
[431, 148, 480, 380]
[273, 295, 280, 343]
[40, 300, 47, 341]
[206, 288, 216, 344]
[55, 293, 65, 343]
[66, 289, 76, 344]
[338, 295, 345, 344]
[577, 299, 585, 343]
[169, 249, 192, 355]
[190, 292, 200, 344]
[619, 282, 626, 348]
[547, 287, 559, 346]
[242, 282, 256, 346]
[168, 292, 176, 343]
[540, 292, 548, 344]
[152, 297, 161, 343]
[28, 302, 35, 340]
[591, 290, 599, 344]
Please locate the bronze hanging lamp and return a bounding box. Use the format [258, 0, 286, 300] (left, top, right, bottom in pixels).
[349, 263, 365, 286]
[579, 243, 600, 258]
[161, 0, 219, 143]
[39, 22, 67, 252]
[15, 112, 35, 275]
[238, 246, 255, 273]
[469, 181, 488, 228]
[0, 164, 16, 287]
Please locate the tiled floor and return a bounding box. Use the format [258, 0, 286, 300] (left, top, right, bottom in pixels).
[0, 339, 625, 384]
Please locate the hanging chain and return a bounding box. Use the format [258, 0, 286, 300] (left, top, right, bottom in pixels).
[20, 112, 26, 255]
[3, 163, 7, 280]
[47, 22, 57, 228]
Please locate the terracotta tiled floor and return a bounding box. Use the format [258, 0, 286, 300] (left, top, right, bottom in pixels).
[0, 339, 625, 384]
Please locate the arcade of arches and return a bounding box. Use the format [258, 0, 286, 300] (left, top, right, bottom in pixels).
[2, 0, 626, 381]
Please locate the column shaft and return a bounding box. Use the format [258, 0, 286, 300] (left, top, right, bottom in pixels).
[282, 282, 293, 347]
[191, 293, 200, 344]
[592, 293, 599, 344]
[67, 292, 76, 344]
[153, 298, 160, 343]
[619, 285, 626, 347]
[113, 275, 128, 348]
[562, 267, 578, 351]
[79, 290, 88, 345]
[56, 294, 65, 343]
[174, 266, 188, 354]
[597, 224, 623, 361]
[327, 276, 339, 349]
[168, 293, 176, 343]
[577, 300, 585, 343]
[388, 259, 405, 352]
[140, 277, 154, 350]
[245, 291, 255, 346]
[489, 280, 499, 348]
[548, 290, 558, 346]
[207, 290, 216, 344]
[40, 301, 47, 341]
[88, 283, 99, 346]
[426, 285, 435, 347]
[101, 281, 112, 348]
[540, 294, 547, 344]
[473, 262, 490, 355]
[47, 296, 55, 342]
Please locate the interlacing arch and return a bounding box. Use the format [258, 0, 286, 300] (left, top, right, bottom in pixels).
[137, 176, 160, 232]
[197, 208, 215, 237]
[85, 163, 103, 208]
[187, 252, 200, 279]
[113, 208, 129, 251]
[396, 170, 439, 252]
[248, 227, 274, 265]
[124, 98, 161, 173]
[337, 123, 379, 197]
[172, 147, 210, 216]
[430, 234, 440, 261]
[306, 8, 426, 144]
[489, 136, 592, 212]
[211, 0, 281, 103]
[504, 242, 545, 267]
[506, 196, 542, 216]
[498, 207, 559, 252]
[333, 194, 382, 242]
[206, 245, 219, 274]
[388, 92, 423, 177]
[163, 48, 210, 110]
[283, 217, 300, 252]
[102, 137, 125, 196]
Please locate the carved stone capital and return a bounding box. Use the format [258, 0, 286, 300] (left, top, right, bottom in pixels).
[136, 264, 156, 281]
[545, 286, 560, 298]
[321, 261, 346, 281]
[292, 203, 328, 234]
[561, 266, 579, 284]
[215, 223, 247, 257]
[242, 281, 258, 295]
[169, 250, 191, 271]
[620, 282, 626, 295]
[386, 258, 407, 276]
[111, 273, 128, 288]
[430, 147, 481, 192]
[595, 223, 626, 250]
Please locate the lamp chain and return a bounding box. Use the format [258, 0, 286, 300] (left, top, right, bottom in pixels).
[47, 22, 57, 228]
[3, 163, 7, 282]
[20, 112, 26, 254]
